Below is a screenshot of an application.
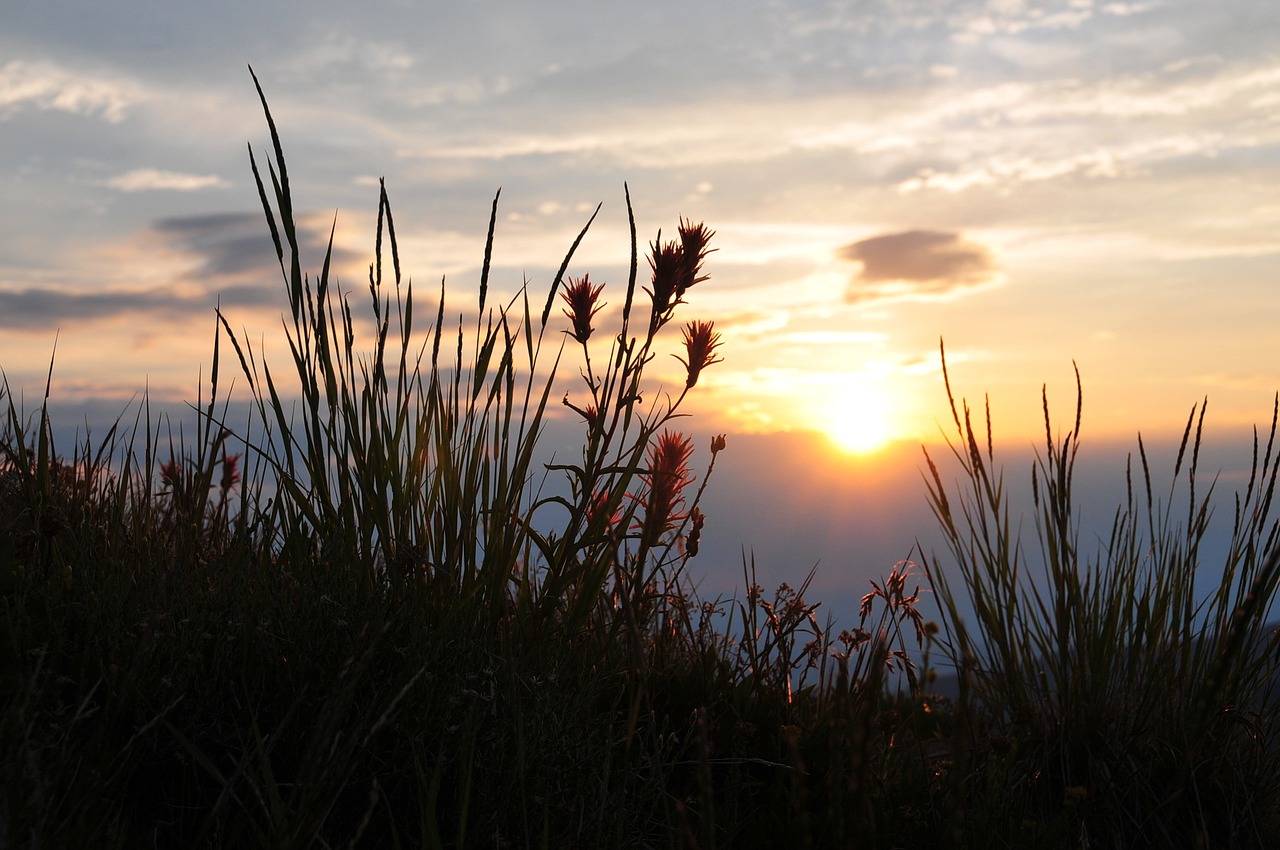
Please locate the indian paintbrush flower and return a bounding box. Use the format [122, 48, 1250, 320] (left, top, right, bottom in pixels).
[646, 239, 683, 326]
[676, 218, 715, 299]
[638, 429, 694, 547]
[644, 219, 714, 333]
[561, 274, 606, 343]
[677, 320, 723, 389]
[160, 459, 181, 488]
[585, 489, 622, 538]
[220, 452, 241, 494]
[562, 396, 601, 433]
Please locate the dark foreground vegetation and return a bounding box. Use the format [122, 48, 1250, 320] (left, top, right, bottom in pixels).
[5, 75, 1280, 849]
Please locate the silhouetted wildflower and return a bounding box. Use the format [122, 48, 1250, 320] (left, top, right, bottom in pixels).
[562, 396, 601, 433]
[220, 452, 241, 494]
[585, 489, 621, 537]
[160, 460, 181, 488]
[686, 507, 705, 557]
[560, 274, 605, 343]
[638, 429, 694, 547]
[646, 239, 683, 326]
[644, 220, 715, 334]
[676, 218, 715, 299]
[677, 320, 723, 389]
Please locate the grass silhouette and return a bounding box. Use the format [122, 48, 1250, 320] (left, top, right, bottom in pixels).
[3, 72, 1279, 848]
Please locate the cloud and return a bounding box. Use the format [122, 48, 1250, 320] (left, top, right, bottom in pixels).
[949, 7, 1094, 44]
[895, 134, 1223, 193]
[0, 211, 362, 330]
[885, 61, 1280, 194]
[107, 169, 230, 192]
[151, 212, 360, 281]
[775, 330, 888, 348]
[0, 282, 277, 330]
[839, 230, 999, 304]
[945, 0, 1163, 46]
[0, 59, 137, 122]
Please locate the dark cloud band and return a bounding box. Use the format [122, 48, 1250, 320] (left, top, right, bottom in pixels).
[0, 210, 360, 329]
[0, 283, 281, 330]
[153, 211, 360, 280]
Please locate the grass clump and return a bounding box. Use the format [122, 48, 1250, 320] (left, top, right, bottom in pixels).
[4, 71, 1280, 849]
[923, 346, 1280, 848]
[0, 73, 917, 849]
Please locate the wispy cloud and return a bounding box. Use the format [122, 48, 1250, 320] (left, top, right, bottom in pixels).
[949, 5, 1095, 43]
[776, 330, 888, 346]
[947, 64, 1280, 123]
[897, 134, 1223, 192]
[947, 0, 1162, 46]
[278, 31, 416, 77]
[0, 59, 138, 122]
[888, 61, 1280, 193]
[839, 230, 999, 304]
[107, 169, 230, 192]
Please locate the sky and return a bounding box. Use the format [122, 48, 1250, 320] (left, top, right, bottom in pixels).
[4, 0, 1280, 625]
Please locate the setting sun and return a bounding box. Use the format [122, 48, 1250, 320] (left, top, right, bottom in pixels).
[822, 374, 895, 456]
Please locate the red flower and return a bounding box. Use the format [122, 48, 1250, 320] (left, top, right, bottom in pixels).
[645, 220, 715, 332]
[585, 489, 621, 536]
[646, 239, 683, 324]
[638, 429, 694, 547]
[677, 320, 723, 389]
[562, 396, 602, 434]
[160, 459, 182, 488]
[220, 452, 241, 493]
[676, 218, 715, 299]
[561, 274, 606, 343]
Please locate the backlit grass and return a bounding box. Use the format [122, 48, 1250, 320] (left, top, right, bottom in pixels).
[3, 73, 1279, 849]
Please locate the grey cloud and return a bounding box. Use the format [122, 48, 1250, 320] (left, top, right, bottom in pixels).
[0, 282, 281, 330]
[152, 211, 361, 281]
[0, 286, 188, 328]
[153, 212, 258, 234]
[839, 230, 997, 304]
[0, 211, 360, 330]
[0, 288, 157, 325]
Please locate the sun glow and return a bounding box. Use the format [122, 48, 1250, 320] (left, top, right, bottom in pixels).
[822, 374, 895, 456]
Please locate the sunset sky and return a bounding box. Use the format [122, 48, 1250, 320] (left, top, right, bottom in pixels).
[4, 1, 1279, 618]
